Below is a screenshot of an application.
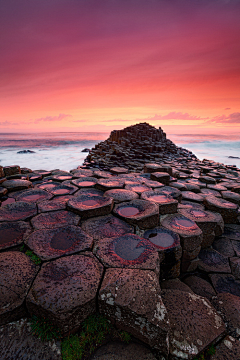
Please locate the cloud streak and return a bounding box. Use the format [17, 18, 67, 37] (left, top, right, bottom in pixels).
[208, 112, 240, 124]
[31, 114, 72, 124]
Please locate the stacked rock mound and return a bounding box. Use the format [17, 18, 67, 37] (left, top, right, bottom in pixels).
[1, 136, 240, 359]
[83, 122, 197, 171]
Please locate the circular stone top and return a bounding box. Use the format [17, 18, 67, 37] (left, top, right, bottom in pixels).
[71, 169, 93, 177]
[2, 179, 32, 192]
[0, 201, 37, 222]
[0, 251, 38, 315]
[27, 254, 103, 313]
[71, 177, 97, 188]
[67, 194, 113, 218]
[25, 225, 93, 260]
[141, 190, 175, 204]
[0, 221, 32, 250]
[178, 208, 218, 224]
[36, 181, 61, 191]
[15, 189, 53, 203]
[31, 210, 80, 230]
[161, 214, 201, 236]
[96, 178, 125, 191]
[125, 184, 150, 194]
[144, 227, 180, 250]
[52, 174, 73, 182]
[160, 186, 182, 201]
[181, 191, 204, 203]
[204, 196, 238, 209]
[81, 214, 134, 241]
[49, 184, 78, 196]
[104, 189, 139, 203]
[37, 195, 73, 213]
[93, 233, 159, 271]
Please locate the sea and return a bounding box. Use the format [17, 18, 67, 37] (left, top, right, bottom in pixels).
[0, 132, 240, 171]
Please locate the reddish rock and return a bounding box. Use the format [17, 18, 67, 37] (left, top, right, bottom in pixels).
[2, 179, 32, 192]
[211, 335, 240, 360]
[96, 178, 125, 191]
[161, 278, 193, 293]
[37, 195, 73, 212]
[104, 189, 138, 203]
[183, 276, 216, 301]
[0, 251, 38, 326]
[26, 253, 103, 334]
[204, 196, 239, 224]
[209, 273, 240, 297]
[25, 225, 93, 261]
[99, 268, 169, 355]
[114, 199, 159, 229]
[150, 172, 170, 185]
[31, 210, 80, 229]
[0, 221, 32, 251]
[67, 194, 114, 218]
[49, 184, 78, 196]
[161, 289, 226, 359]
[72, 177, 98, 188]
[141, 190, 178, 215]
[0, 201, 37, 222]
[3, 165, 21, 177]
[198, 248, 231, 273]
[15, 189, 52, 203]
[110, 167, 128, 174]
[181, 191, 204, 203]
[81, 214, 134, 241]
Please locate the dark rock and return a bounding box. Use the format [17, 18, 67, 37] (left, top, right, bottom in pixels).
[31, 210, 80, 229]
[17, 150, 35, 154]
[209, 273, 240, 297]
[198, 248, 231, 273]
[104, 189, 139, 203]
[211, 335, 240, 360]
[3, 165, 21, 177]
[0, 221, 32, 251]
[0, 201, 37, 222]
[67, 194, 114, 218]
[2, 179, 32, 192]
[141, 190, 178, 215]
[26, 253, 103, 334]
[15, 189, 52, 203]
[81, 148, 90, 152]
[183, 276, 216, 301]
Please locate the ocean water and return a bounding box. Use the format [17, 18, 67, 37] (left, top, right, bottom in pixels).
[0, 132, 240, 171]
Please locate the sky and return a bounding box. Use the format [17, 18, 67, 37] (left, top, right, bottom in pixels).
[1, 0, 240, 136]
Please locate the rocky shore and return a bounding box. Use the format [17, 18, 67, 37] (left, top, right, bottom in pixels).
[1, 123, 240, 360]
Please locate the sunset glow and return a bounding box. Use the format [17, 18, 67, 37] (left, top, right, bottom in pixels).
[1, 0, 240, 136]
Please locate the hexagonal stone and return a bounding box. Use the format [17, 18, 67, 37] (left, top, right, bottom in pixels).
[143, 227, 182, 280]
[150, 172, 170, 185]
[110, 167, 128, 175]
[67, 194, 114, 218]
[209, 273, 240, 297]
[93, 170, 112, 178]
[25, 225, 93, 261]
[223, 224, 240, 240]
[201, 188, 221, 197]
[93, 233, 160, 273]
[3, 165, 20, 176]
[161, 214, 202, 251]
[0, 318, 62, 360]
[52, 174, 73, 182]
[170, 181, 187, 191]
[212, 236, 235, 257]
[141, 190, 178, 215]
[99, 268, 169, 355]
[212, 293, 240, 338]
[181, 191, 204, 203]
[31, 210, 80, 230]
[0, 221, 32, 251]
[144, 163, 165, 173]
[37, 195, 74, 213]
[198, 248, 231, 273]
[15, 189, 53, 203]
[2, 179, 32, 192]
[26, 253, 103, 334]
[81, 214, 134, 242]
[71, 177, 98, 188]
[72, 168, 94, 177]
[142, 178, 164, 189]
[199, 175, 216, 184]
[75, 188, 104, 197]
[104, 189, 138, 203]
[161, 289, 225, 359]
[161, 278, 194, 293]
[204, 196, 239, 223]
[0, 201, 37, 222]
[178, 200, 205, 211]
[178, 208, 218, 236]
[0, 251, 38, 326]
[114, 199, 159, 229]
[49, 184, 78, 196]
[222, 190, 240, 205]
[183, 276, 216, 301]
[0, 187, 8, 198]
[211, 335, 240, 360]
[36, 181, 60, 191]
[96, 178, 125, 191]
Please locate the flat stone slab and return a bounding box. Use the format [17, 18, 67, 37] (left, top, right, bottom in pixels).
[15, 189, 52, 203]
[90, 341, 157, 360]
[81, 214, 134, 241]
[71, 177, 98, 188]
[36, 181, 61, 192]
[104, 189, 138, 203]
[209, 273, 240, 297]
[161, 214, 202, 251]
[113, 199, 159, 229]
[222, 190, 240, 205]
[161, 278, 194, 293]
[181, 191, 204, 203]
[25, 225, 93, 261]
[150, 172, 170, 185]
[183, 276, 216, 301]
[212, 236, 235, 257]
[99, 268, 169, 354]
[125, 183, 151, 195]
[26, 253, 103, 334]
[141, 190, 178, 215]
[198, 248, 231, 273]
[0, 221, 32, 251]
[212, 292, 240, 338]
[110, 167, 128, 174]
[96, 178, 125, 191]
[0, 251, 38, 326]
[93, 233, 160, 273]
[178, 208, 218, 235]
[0, 201, 37, 222]
[211, 335, 240, 360]
[72, 168, 94, 177]
[49, 184, 78, 196]
[204, 196, 239, 223]
[2, 179, 32, 192]
[161, 289, 225, 359]
[67, 194, 114, 218]
[52, 174, 73, 182]
[31, 210, 80, 229]
[37, 195, 74, 213]
[0, 318, 62, 360]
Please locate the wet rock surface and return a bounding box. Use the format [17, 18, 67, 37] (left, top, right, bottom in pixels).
[2, 123, 240, 359]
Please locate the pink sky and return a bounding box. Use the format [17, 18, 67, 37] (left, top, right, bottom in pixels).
[1, 0, 240, 135]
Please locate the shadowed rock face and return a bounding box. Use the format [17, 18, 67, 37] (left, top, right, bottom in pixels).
[98, 268, 170, 355]
[0, 201, 37, 222]
[31, 210, 80, 230]
[26, 254, 104, 334]
[0, 221, 32, 251]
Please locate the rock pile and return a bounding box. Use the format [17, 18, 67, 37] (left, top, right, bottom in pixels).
[1, 124, 240, 359]
[83, 122, 197, 171]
